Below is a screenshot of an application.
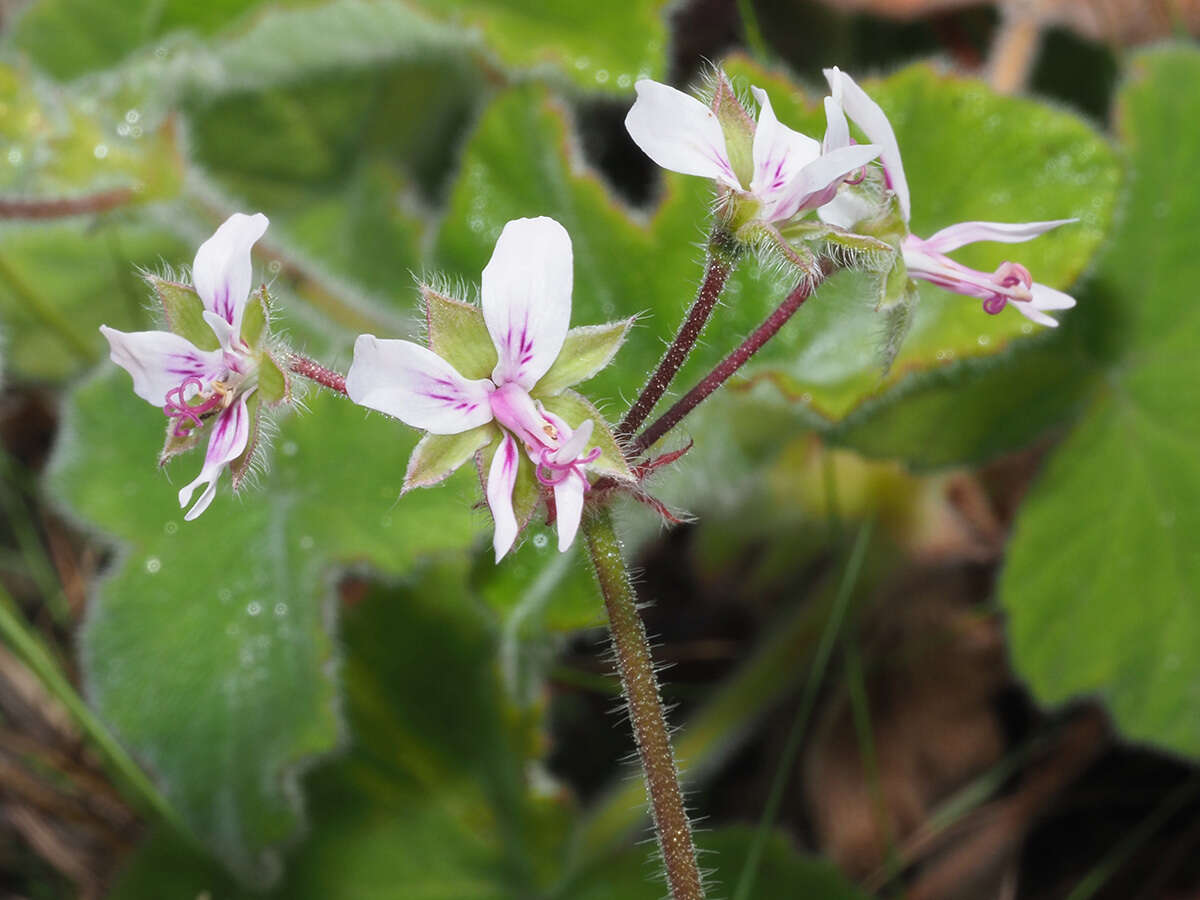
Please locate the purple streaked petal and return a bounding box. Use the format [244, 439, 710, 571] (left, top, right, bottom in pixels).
[748, 86, 821, 215]
[487, 432, 521, 562]
[770, 142, 881, 222]
[192, 212, 269, 342]
[625, 79, 741, 189]
[553, 470, 587, 552]
[177, 395, 251, 521]
[100, 325, 225, 406]
[346, 335, 495, 435]
[824, 67, 910, 222]
[482, 217, 573, 391]
[920, 219, 1078, 254]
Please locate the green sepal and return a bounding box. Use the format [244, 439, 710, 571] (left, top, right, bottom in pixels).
[476, 440, 541, 534]
[404, 424, 497, 494]
[422, 284, 497, 381]
[158, 418, 203, 467]
[148, 276, 219, 351]
[712, 72, 754, 189]
[240, 286, 270, 349]
[229, 393, 262, 492]
[256, 352, 290, 407]
[740, 222, 821, 281]
[821, 227, 897, 268]
[878, 281, 917, 376]
[533, 318, 635, 397]
[540, 390, 634, 481]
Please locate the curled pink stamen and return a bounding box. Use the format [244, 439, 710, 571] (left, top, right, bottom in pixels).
[982, 295, 1007, 315]
[844, 165, 867, 186]
[163, 378, 223, 437]
[535, 446, 602, 488]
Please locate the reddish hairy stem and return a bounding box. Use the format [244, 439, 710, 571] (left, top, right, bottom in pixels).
[0, 189, 134, 220]
[616, 231, 738, 443]
[631, 266, 829, 455]
[581, 506, 705, 900]
[288, 354, 348, 396]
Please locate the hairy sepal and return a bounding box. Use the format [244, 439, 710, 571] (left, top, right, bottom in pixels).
[257, 352, 291, 407]
[404, 424, 497, 494]
[422, 284, 497, 380]
[534, 318, 635, 397]
[148, 276, 220, 351]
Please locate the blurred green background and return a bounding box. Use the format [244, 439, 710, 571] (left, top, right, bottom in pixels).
[1, 0, 1199, 897]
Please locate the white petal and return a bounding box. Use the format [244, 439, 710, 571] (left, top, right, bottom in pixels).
[1031, 282, 1076, 311]
[771, 143, 881, 222]
[822, 96, 850, 153]
[202, 311, 236, 352]
[1012, 301, 1060, 327]
[824, 67, 910, 222]
[482, 217, 574, 391]
[625, 79, 740, 188]
[192, 212, 269, 341]
[553, 471, 587, 552]
[749, 86, 821, 211]
[818, 189, 878, 230]
[346, 335, 494, 435]
[178, 396, 251, 521]
[553, 418, 594, 464]
[487, 432, 521, 562]
[100, 325, 225, 406]
[921, 219, 1079, 254]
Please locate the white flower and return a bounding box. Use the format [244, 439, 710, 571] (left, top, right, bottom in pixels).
[100, 213, 269, 519]
[347, 217, 616, 561]
[822, 67, 1077, 326]
[625, 78, 882, 225]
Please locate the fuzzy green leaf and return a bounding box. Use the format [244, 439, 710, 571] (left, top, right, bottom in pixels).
[999, 45, 1200, 758]
[48, 372, 483, 884]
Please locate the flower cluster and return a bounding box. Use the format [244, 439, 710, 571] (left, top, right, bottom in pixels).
[626, 68, 1077, 326]
[99, 65, 1081, 558]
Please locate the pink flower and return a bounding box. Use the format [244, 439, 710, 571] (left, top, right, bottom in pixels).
[625, 77, 882, 225]
[347, 217, 626, 561]
[822, 67, 1077, 326]
[100, 213, 271, 520]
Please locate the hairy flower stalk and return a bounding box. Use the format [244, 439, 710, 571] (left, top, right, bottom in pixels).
[288, 354, 349, 396]
[582, 506, 705, 900]
[616, 230, 737, 442]
[632, 266, 828, 456]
